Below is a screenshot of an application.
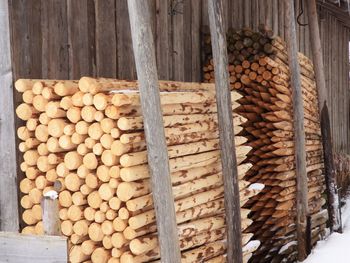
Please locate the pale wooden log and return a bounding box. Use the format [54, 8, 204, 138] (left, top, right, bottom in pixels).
[67, 205, 84, 222]
[81, 240, 97, 256]
[101, 150, 119, 166]
[46, 101, 66, 118]
[67, 107, 82, 123]
[77, 165, 90, 179]
[58, 135, 76, 150]
[110, 128, 121, 139]
[180, 240, 226, 262]
[56, 162, 69, 178]
[87, 191, 103, 209]
[69, 245, 89, 263]
[100, 134, 114, 150]
[83, 207, 96, 222]
[60, 96, 73, 110]
[78, 77, 215, 94]
[17, 126, 33, 141]
[126, 186, 223, 212]
[76, 121, 89, 135]
[88, 222, 104, 241]
[48, 119, 67, 138]
[120, 228, 225, 262]
[111, 232, 127, 249]
[38, 113, 51, 126]
[101, 118, 117, 133]
[98, 183, 116, 201]
[118, 207, 130, 220]
[91, 247, 110, 263]
[61, 220, 73, 236]
[81, 106, 97, 123]
[54, 81, 79, 96]
[120, 141, 248, 167]
[32, 95, 49, 112]
[93, 143, 104, 156]
[22, 209, 39, 225]
[120, 149, 250, 182]
[83, 152, 98, 170]
[108, 197, 122, 211]
[96, 165, 111, 183]
[71, 133, 87, 145]
[21, 195, 34, 209]
[111, 91, 225, 107]
[80, 184, 93, 195]
[16, 103, 39, 121]
[71, 91, 85, 107]
[73, 220, 89, 236]
[64, 151, 83, 170]
[26, 118, 39, 131]
[42, 87, 60, 100]
[85, 173, 99, 189]
[15, 79, 36, 92]
[58, 190, 72, 208]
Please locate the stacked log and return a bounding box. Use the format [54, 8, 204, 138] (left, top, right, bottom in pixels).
[16, 77, 263, 263]
[202, 27, 328, 263]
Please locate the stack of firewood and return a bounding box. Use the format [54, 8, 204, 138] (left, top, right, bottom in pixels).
[202, 27, 328, 262]
[15, 77, 263, 263]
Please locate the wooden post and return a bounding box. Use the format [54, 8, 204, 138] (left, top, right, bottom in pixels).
[207, 1, 243, 263]
[0, 0, 19, 232]
[284, 0, 309, 261]
[127, 1, 181, 263]
[42, 191, 60, 235]
[306, 0, 342, 233]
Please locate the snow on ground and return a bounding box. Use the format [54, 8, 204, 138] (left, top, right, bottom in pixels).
[304, 195, 350, 263]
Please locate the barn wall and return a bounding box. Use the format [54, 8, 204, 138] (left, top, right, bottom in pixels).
[8, 0, 350, 153]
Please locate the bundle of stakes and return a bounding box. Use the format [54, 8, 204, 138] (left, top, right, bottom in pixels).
[202, 26, 328, 263]
[15, 77, 264, 263]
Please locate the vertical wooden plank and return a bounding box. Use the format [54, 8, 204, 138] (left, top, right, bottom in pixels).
[191, 0, 202, 82]
[258, 0, 265, 27]
[251, 0, 259, 30]
[285, 0, 309, 260]
[202, 0, 209, 26]
[183, 0, 192, 81]
[243, 0, 250, 28]
[127, 1, 181, 262]
[67, 0, 95, 79]
[231, 0, 239, 29]
[233, 0, 243, 30]
[117, 0, 136, 80]
[95, 0, 117, 78]
[208, 1, 243, 262]
[42, 194, 60, 235]
[8, 0, 42, 230]
[172, 1, 184, 81]
[156, 0, 171, 80]
[306, 0, 342, 233]
[9, 0, 42, 79]
[278, 0, 285, 40]
[41, 0, 69, 79]
[272, 0, 279, 35]
[0, 0, 19, 232]
[265, 0, 273, 29]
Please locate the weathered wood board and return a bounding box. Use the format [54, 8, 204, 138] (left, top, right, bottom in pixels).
[0, 232, 67, 263]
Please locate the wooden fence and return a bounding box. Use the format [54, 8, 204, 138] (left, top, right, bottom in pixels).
[8, 0, 350, 155]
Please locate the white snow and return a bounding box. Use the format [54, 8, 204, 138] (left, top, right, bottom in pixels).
[248, 183, 265, 191]
[43, 190, 58, 199]
[304, 195, 350, 263]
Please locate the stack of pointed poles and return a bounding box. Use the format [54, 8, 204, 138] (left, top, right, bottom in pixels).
[202, 27, 328, 263]
[15, 77, 263, 263]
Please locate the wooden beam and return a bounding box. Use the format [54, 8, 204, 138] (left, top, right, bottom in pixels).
[306, 0, 343, 233]
[0, 0, 19, 232]
[42, 192, 60, 236]
[284, 0, 309, 261]
[127, 1, 181, 263]
[0, 232, 67, 263]
[207, 1, 243, 263]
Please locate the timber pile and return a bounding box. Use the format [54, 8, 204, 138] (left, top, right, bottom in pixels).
[15, 77, 263, 263]
[202, 27, 328, 263]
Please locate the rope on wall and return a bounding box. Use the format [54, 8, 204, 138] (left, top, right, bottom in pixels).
[297, 0, 309, 26]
